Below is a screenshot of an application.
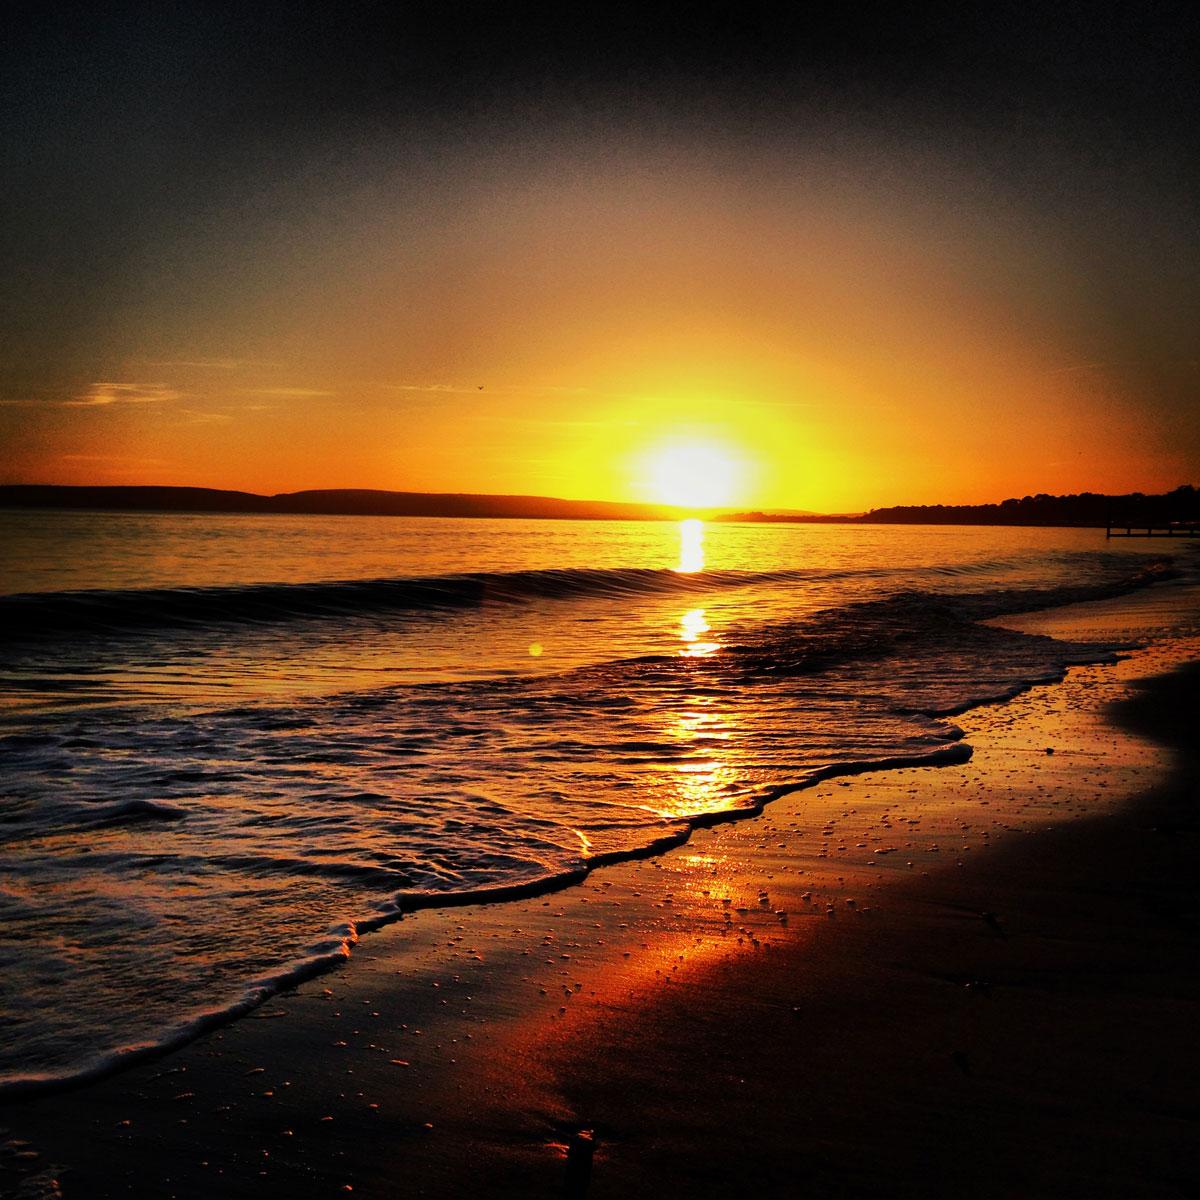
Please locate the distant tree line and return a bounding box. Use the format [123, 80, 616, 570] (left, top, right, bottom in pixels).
[860, 485, 1200, 527]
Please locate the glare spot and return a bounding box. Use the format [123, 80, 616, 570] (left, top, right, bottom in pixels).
[648, 443, 741, 509]
[678, 605, 719, 658]
[680, 608, 710, 641]
[677, 518, 705, 573]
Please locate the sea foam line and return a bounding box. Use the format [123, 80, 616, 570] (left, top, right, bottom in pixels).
[0, 738, 979, 1103]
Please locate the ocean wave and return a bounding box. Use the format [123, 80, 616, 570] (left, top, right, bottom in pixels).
[0, 557, 1078, 642]
[0, 567, 757, 639]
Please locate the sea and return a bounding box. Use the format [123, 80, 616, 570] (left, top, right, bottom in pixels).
[0, 509, 1194, 1096]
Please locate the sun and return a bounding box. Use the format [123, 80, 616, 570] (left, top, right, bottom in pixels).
[645, 442, 743, 510]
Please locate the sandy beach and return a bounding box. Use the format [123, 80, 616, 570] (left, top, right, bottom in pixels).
[2, 583, 1198, 1199]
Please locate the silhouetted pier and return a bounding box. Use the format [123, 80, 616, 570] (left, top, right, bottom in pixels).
[1106, 522, 1200, 538]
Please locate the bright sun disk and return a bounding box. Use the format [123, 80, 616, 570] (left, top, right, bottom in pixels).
[647, 443, 741, 509]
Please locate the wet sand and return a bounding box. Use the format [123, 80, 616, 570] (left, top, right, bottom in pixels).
[2, 587, 1198, 1199]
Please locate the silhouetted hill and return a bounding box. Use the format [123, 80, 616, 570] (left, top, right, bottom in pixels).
[0, 485, 678, 522]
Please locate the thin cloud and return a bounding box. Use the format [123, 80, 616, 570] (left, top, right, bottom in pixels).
[1046, 360, 1112, 378]
[1046, 357, 1200, 379]
[748, 399, 818, 409]
[472, 415, 614, 428]
[64, 382, 182, 408]
[141, 358, 242, 370]
[137, 357, 284, 370]
[500, 384, 592, 395]
[380, 383, 483, 394]
[58, 453, 173, 465]
[238, 387, 336, 398]
[179, 408, 235, 424]
[380, 381, 594, 395]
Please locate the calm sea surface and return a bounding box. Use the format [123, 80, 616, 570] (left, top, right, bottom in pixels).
[0, 511, 1191, 1094]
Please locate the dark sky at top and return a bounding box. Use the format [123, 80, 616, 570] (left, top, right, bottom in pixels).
[5, 1, 1196, 355]
[7, 3, 1196, 248]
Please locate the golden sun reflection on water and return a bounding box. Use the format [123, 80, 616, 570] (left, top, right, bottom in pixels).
[681, 607, 709, 640]
[650, 696, 740, 821]
[676, 518, 704, 573]
[679, 607, 719, 658]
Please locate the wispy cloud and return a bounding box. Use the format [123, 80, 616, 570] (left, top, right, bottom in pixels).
[64, 382, 182, 408]
[141, 358, 242, 370]
[179, 408, 235, 424]
[472, 415, 615, 428]
[502, 384, 592, 395]
[1046, 360, 1112, 378]
[238, 387, 336, 398]
[1045, 357, 1200, 379]
[379, 381, 594, 396]
[137, 357, 283, 371]
[380, 383, 484, 394]
[747, 399, 819, 409]
[58, 453, 172, 465]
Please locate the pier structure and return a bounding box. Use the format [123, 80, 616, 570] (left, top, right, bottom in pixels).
[1106, 523, 1200, 538]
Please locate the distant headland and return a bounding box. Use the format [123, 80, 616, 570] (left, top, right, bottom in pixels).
[0, 484, 1197, 528]
[0, 486, 681, 522]
[724, 485, 1200, 528]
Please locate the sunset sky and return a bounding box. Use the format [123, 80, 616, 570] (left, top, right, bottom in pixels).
[2, 2, 1197, 512]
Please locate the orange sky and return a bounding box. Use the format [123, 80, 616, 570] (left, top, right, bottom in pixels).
[3, 13, 1197, 512]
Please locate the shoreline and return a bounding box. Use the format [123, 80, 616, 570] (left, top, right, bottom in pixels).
[0, 732, 977, 1107]
[533, 657, 1200, 1200]
[2, 585, 1198, 1197]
